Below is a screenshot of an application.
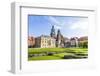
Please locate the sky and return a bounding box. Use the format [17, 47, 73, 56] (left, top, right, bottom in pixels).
[28, 15, 88, 38]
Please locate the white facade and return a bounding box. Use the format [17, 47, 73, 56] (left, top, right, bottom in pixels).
[35, 35, 56, 48]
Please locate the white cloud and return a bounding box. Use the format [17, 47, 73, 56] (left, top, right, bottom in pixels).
[54, 25, 61, 29]
[49, 16, 59, 24]
[70, 20, 88, 30]
[48, 16, 62, 29]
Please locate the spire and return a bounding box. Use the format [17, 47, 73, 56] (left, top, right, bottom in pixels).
[50, 25, 56, 38]
[57, 29, 61, 40]
[57, 29, 61, 35]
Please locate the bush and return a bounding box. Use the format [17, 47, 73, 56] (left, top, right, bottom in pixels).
[28, 54, 33, 57]
[47, 52, 54, 56]
[79, 41, 88, 48]
[63, 55, 75, 59]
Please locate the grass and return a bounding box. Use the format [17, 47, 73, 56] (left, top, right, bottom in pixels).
[28, 56, 61, 60]
[54, 53, 75, 58]
[28, 48, 88, 61]
[28, 48, 69, 54]
[28, 48, 87, 54]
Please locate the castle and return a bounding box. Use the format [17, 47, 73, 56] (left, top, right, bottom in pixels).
[34, 26, 65, 48]
[28, 26, 87, 48]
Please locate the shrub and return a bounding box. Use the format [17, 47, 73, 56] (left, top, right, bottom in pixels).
[63, 55, 75, 59]
[47, 52, 54, 56]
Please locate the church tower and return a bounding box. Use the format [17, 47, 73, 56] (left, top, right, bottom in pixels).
[56, 29, 64, 47]
[50, 26, 56, 38]
[56, 29, 62, 47]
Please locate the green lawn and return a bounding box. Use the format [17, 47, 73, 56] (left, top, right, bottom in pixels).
[28, 48, 70, 54]
[54, 53, 75, 58]
[28, 56, 61, 61]
[28, 48, 88, 61]
[28, 48, 87, 54]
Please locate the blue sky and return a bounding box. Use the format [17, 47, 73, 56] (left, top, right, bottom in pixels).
[28, 15, 88, 38]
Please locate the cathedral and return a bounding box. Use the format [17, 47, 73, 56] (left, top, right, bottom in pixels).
[50, 26, 64, 47]
[28, 25, 80, 48]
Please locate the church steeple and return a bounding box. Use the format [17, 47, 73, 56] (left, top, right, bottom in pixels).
[56, 29, 63, 47]
[57, 29, 61, 36]
[57, 29, 61, 41]
[50, 25, 56, 38]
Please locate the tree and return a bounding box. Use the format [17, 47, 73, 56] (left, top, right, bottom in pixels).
[79, 40, 88, 48]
